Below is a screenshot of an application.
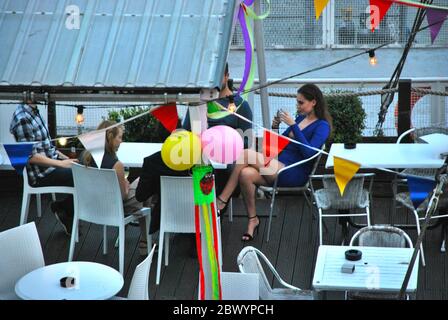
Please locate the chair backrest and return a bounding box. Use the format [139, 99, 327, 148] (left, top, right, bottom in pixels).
[309, 146, 324, 178]
[350, 225, 413, 248]
[0, 222, 45, 299]
[220, 272, 259, 300]
[22, 167, 30, 188]
[321, 174, 367, 209]
[414, 127, 448, 141]
[237, 246, 301, 300]
[127, 244, 157, 300]
[160, 176, 196, 233]
[71, 163, 124, 226]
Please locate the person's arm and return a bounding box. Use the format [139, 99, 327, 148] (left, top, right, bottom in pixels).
[14, 117, 77, 168]
[29, 154, 77, 168]
[288, 122, 330, 158]
[113, 160, 130, 200]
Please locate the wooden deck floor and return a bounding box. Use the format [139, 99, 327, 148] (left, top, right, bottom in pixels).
[1, 182, 447, 300]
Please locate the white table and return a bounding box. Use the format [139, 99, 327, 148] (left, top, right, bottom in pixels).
[117, 142, 226, 169]
[15, 261, 124, 300]
[419, 133, 448, 156]
[117, 142, 163, 168]
[326, 143, 446, 169]
[312, 245, 419, 298]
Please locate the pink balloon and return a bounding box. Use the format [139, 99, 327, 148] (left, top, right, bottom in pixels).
[201, 125, 244, 164]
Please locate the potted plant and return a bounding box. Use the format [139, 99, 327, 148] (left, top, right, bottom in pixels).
[325, 92, 366, 149]
[108, 106, 180, 143]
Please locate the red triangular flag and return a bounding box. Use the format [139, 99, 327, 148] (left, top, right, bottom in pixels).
[262, 130, 290, 166]
[369, 0, 392, 32]
[152, 104, 178, 133]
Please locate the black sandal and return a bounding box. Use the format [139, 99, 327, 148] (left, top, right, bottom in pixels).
[217, 196, 229, 216]
[242, 216, 259, 242]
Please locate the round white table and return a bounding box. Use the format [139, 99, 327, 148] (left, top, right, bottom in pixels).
[15, 261, 124, 300]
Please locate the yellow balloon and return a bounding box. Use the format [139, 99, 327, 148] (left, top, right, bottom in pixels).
[161, 130, 202, 171]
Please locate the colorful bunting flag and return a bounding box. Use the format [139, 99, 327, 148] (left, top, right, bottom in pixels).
[3, 143, 34, 174]
[426, 8, 448, 44]
[314, 0, 330, 20]
[262, 130, 290, 166]
[78, 130, 106, 169]
[369, 0, 393, 31]
[334, 156, 361, 196]
[192, 165, 222, 300]
[407, 176, 436, 210]
[152, 104, 178, 133]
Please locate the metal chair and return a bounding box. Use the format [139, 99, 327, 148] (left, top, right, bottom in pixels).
[237, 246, 313, 300]
[68, 163, 151, 275]
[393, 127, 448, 266]
[259, 146, 325, 242]
[20, 167, 74, 225]
[310, 173, 375, 245]
[0, 222, 45, 300]
[347, 225, 413, 300]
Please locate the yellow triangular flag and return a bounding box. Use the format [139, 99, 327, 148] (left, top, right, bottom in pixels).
[314, 0, 330, 20]
[334, 156, 361, 196]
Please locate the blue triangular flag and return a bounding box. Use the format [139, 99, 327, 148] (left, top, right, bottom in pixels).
[3, 143, 34, 174]
[407, 176, 436, 210]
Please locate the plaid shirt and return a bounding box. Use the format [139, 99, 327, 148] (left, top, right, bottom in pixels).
[10, 104, 58, 185]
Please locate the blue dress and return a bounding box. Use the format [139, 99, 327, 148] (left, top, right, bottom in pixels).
[277, 115, 330, 187]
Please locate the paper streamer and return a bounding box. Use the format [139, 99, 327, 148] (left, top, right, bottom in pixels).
[407, 175, 436, 209]
[3, 143, 34, 174]
[334, 156, 361, 196]
[78, 130, 106, 169]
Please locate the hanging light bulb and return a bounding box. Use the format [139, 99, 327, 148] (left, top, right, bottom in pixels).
[228, 95, 236, 113]
[368, 50, 377, 66]
[58, 137, 68, 147]
[75, 105, 84, 125]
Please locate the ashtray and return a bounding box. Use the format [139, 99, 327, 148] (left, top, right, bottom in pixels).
[60, 276, 76, 288]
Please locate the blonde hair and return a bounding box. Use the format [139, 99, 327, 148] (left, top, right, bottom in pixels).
[83, 120, 123, 167]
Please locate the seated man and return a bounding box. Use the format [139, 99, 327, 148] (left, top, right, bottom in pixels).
[136, 63, 253, 234]
[10, 100, 78, 235]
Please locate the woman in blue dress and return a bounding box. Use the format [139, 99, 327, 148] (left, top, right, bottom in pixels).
[216, 84, 332, 241]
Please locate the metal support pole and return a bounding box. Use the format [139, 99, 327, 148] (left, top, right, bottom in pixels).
[253, 0, 270, 129]
[47, 100, 57, 138]
[397, 79, 412, 142]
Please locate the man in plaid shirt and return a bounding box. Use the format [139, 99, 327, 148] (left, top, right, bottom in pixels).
[10, 101, 78, 235]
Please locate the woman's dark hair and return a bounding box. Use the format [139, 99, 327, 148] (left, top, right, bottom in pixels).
[297, 83, 333, 133]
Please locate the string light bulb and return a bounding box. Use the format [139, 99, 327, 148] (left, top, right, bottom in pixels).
[75, 105, 84, 125]
[368, 50, 377, 66]
[58, 137, 68, 147]
[228, 95, 236, 113]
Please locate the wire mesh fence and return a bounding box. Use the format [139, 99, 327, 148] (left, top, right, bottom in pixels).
[231, 0, 448, 49]
[52, 83, 447, 138]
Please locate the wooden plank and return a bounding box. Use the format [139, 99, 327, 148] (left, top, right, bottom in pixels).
[155, 233, 190, 299]
[273, 196, 302, 288]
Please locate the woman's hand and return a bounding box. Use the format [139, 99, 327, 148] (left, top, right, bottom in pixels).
[279, 110, 295, 126]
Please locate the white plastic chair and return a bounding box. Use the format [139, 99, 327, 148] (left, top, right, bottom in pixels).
[112, 244, 156, 300]
[310, 173, 374, 245]
[68, 163, 151, 275]
[20, 167, 74, 225]
[156, 176, 222, 285]
[259, 146, 325, 242]
[0, 222, 45, 300]
[237, 246, 313, 300]
[198, 272, 259, 300]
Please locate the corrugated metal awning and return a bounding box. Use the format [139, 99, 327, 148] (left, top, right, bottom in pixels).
[0, 0, 236, 98]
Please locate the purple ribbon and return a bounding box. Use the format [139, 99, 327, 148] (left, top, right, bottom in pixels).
[237, 5, 252, 96]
